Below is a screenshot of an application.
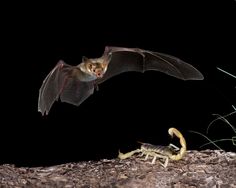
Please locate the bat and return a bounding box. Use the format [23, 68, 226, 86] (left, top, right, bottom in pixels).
[38, 46, 204, 115]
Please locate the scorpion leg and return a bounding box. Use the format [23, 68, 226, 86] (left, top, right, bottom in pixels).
[162, 156, 169, 168]
[152, 153, 169, 167]
[144, 153, 149, 160]
[151, 155, 157, 164]
[139, 152, 144, 157]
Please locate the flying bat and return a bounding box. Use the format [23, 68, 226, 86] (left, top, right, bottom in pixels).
[38, 46, 204, 115]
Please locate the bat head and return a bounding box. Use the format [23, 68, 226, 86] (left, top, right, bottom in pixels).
[82, 56, 108, 78]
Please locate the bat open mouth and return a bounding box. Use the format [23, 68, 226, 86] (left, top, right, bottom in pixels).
[96, 72, 103, 78]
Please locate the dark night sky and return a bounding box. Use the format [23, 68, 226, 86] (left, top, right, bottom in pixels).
[2, 1, 235, 166]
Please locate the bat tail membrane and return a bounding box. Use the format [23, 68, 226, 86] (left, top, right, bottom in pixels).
[144, 51, 204, 80]
[59, 76, 95, 107]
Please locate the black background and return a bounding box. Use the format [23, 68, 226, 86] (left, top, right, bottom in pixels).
[2, 1, 235, 166]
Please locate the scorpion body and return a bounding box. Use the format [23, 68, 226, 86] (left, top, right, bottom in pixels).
[118, 128, 186, 167]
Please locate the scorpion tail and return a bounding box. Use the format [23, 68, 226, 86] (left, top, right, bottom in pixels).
[168, 127, 187, 160]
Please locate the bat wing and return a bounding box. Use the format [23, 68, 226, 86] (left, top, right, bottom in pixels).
[38, 60, 94, 115]
[96, 47, 204, 84]
[144, 51, 204, 80]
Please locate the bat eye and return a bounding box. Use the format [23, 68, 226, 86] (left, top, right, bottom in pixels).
[88, 63, 93, 69]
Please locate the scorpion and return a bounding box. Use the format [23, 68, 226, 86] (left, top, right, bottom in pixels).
[118, 127, 186, 168]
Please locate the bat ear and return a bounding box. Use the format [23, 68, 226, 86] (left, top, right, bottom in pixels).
[82, 56, 91, 63]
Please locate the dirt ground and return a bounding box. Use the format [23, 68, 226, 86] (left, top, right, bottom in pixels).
[0, 150, 236, 188]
